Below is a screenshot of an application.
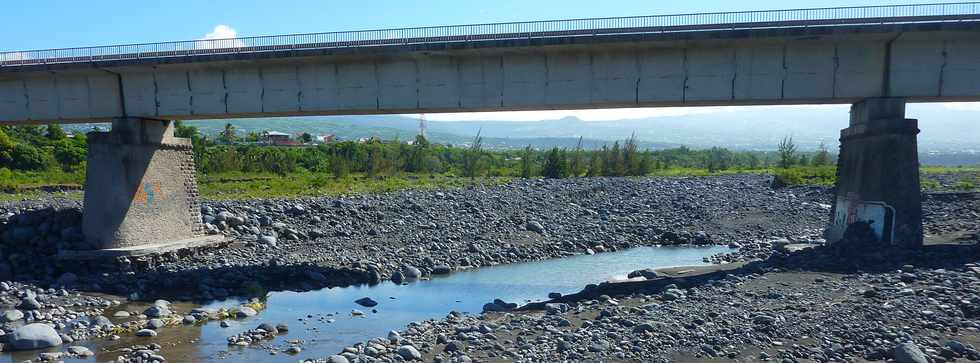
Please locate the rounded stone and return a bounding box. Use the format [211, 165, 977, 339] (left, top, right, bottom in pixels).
[10, 323, 63, 350]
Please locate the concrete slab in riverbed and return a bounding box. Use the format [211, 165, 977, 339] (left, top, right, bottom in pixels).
[57, 235, 228, 260]
[523, 261, 754, 309]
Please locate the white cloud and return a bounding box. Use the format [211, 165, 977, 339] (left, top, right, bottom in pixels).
[937, 102, 980, 112]
[195, 25, 245, 50]
[204, 25, 238, 40]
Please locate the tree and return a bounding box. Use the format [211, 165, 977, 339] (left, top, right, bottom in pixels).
[519, 145, 534, 178]
[219, 123, 238, 144]
[586, 149, 603, 177]
[0, 128, 14, 165]
[52, 139, 86, 170]
[301, 133, 313, 144]
[622, 133, 641, 176]
[541, 147, 569, 179]
[461, 131, 484, 180]
[568, 137, 585, 177]
[9, 144, 51, 170]
[798, 154, 810, 166]
[777, 136, 797, 169]
[812, 142, 832, 166]
[174, 121, 199, 139]
[604, 141, 624, 176]
[706, 147, 733, 173]
[45, 124, 67, 141]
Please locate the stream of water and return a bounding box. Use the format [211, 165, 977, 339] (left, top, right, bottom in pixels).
[2, 245, 731, 362]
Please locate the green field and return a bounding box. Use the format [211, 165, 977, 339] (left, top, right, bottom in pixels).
[198, 172, 510, 200]
[1, 165, 975, 201]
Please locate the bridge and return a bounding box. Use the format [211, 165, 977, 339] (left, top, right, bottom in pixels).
[1, 3, 978, 255]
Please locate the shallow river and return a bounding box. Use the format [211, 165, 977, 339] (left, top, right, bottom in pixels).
[3, 245, 730, 362]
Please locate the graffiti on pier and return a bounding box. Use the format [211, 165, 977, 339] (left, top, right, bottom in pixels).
[831, 192, 896, 244]
[134, 181, 165, 207]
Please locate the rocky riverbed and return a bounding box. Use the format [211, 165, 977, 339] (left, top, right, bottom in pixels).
[1, 175, 834, 301]
[0, 174, 976, 361]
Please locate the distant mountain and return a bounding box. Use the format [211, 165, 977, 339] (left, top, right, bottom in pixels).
[178, 116, 677, 150]
[60, 103, 980, 154]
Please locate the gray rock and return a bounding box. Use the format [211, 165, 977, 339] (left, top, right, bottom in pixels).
[257, 322, 278, 334]
[355, 297, 378, 307]
[182, 315, 196, 324]
[90, 315, 113, 327]
[113, 311, 131, 318]
[627, 268, 662, 280]
[391, 271, 405, 284]
[545, 303, 570, 314]
[68, 346, 94, 357]
[482, 299, 517, 313]
[2, 309, 24, 322]
[144, 305, 170, 318]
[526, 221, 546, 234]
[135, 329, 158, 337]
[258, 235, 277, 247]
[432, 265, 452, 275]
[17, 297, 41, 310]
[146, 318, 164, 330]
[10, 323, 63, 350]
[752, 315, 777, 325]
[400, 265, 421, 279]
[325, 355, 349, 363]
[236, 307, 258, 318]
[894, 342, 929, 363]
[215, 211, 235, 222]
[397, 345, 422, 360]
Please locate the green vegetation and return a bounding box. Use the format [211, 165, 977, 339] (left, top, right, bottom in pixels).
[199, 172, 509, 199]
[1, 124, 977, 198]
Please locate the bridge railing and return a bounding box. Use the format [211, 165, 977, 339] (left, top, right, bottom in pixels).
[3, 2, 980, 67]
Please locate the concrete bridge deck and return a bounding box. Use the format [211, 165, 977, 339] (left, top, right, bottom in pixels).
[3, 3, 980, 125]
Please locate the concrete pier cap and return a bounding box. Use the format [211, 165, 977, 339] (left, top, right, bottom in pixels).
[68, 117, 222, 259]
[825, 97, 923, 248]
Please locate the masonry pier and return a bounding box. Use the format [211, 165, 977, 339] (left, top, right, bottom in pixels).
[826, 98, 923, 248]
[68, 118, 221, 257]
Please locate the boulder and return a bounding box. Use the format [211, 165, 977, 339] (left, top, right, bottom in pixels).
[525, 221, 546, 234]
[894, 342, 929, 363]
[397, 345, 422, 360]
[236, 307, 258, 318]
[400, 265, 421, 279]
[10, 323, 63, 350]
[355, 297, 378, 307]
[2, 309, 24, 322]
[143, 305, 170, 318]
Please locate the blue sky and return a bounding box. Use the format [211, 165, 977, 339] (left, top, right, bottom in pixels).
[2, 0, 977, 122]
[2, 0, 967, 51]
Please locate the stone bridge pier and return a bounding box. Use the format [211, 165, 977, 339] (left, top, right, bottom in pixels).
[66, 118, 222, 258]
[825, 98, 923, 248]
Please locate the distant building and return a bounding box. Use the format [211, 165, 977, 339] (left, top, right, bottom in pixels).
[316, 134, 336, 143]
[262, 131, 298, 146]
